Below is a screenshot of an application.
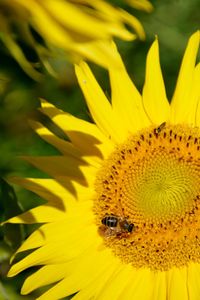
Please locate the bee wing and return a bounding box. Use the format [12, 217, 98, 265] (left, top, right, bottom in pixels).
[104, 227, 122, 238]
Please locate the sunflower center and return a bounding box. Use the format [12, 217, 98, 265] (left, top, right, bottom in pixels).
[94, 124, 200, 271]
[123, 150, 198, 225]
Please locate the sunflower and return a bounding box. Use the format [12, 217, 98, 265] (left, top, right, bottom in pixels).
[0, 0, 146, 79]
[125, 0, 153, 12]
[6, 31, 200, 299]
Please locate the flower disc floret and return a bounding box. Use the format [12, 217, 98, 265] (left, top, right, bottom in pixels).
[94, 124, 200, 270]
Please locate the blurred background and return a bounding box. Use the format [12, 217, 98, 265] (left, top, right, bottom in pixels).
[0, 0, 199, 298]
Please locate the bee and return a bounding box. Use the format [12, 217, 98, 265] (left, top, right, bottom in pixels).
[101, 214, 134, 237]
[154, 122, 166, 134]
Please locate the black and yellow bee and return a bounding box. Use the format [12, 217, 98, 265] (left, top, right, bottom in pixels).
[101, 214, 134, 237]
[154, 122, 166, 134]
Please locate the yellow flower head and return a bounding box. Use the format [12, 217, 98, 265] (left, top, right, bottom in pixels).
[7, 31, 200, 299]
[0, 0, 146, 79]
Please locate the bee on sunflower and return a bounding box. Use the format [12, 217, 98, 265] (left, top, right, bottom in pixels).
[5, 31, 200, 300]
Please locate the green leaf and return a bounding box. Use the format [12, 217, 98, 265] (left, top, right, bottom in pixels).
[0, 179, 25, 249]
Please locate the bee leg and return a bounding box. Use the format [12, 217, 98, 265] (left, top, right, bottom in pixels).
[104, 227, 116, 238]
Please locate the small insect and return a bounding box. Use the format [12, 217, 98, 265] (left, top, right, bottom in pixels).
[154, 122, 166, 134]
[101, 214, 134, 237]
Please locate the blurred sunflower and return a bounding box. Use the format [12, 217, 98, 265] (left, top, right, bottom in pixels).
[126, 0, 153, 12]
[0, 0, 147, 80]
[6, 31, 200, 299]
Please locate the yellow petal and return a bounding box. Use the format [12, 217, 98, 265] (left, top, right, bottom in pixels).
[8, 177, 92, 204]
[75, 62, 128, 143]
[40, 0, 138, 42]
[170, 31, 200, 123]
[97, 265, 135, 299]
[70, 39, 127, 69]
[72, 258, 121, 300]
[188, 263, 200, 299]
[40, 0, 109, 40]
[29, 120, 102, 167]
[15, 217, 94, 253]
[6, 177, 93, 224]
[109, 42, 150, 133]
[23, 249, 115, 299]
[185, 63, 200, 126]
[116, 8, 145, 40]
[129, 268, 154, 299]
[167, 267, 188, 300]
[21, 264, 73, 294]
[142, 38, 170, 124]
[25, 248, 116, 297]
[117, 268, 154, 299]
[7, 205, 66, 224]
[77, 0, 144, 40]
[0, 15, 42, 81]
[29, 120, 77, 156]
[21, 156, 97, 187]
[195, 102, 200, 127]
[14, 0, 73, 46]
[12, 0, 144, 68]
[7, 199, 92, 226]
[39, 99, 114, 159]
[126, 0, 154, 13]
[8, 226, 100, 277]
[152, 272, 167, 300]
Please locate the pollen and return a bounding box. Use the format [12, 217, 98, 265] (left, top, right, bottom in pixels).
[94, 124, 200, 271]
